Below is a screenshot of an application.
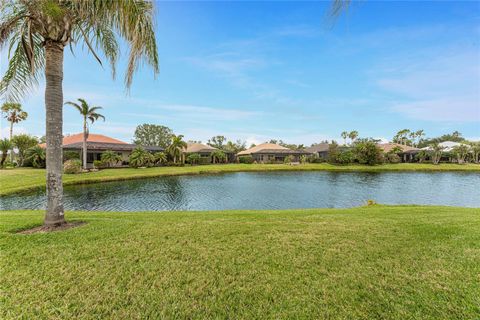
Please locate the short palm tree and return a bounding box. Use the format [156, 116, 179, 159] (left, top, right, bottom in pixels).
[100, 150, 121, 167]
[154, 151, 167, 166]
[0, 1, 159, 227]
[211, 150, 226, 164]
[26, 145, 46, 168]
[129, 147, 154, 168]
[65, 98, 105, 170]
[167, 135, 187, 164]
[0, 138, 12, 167]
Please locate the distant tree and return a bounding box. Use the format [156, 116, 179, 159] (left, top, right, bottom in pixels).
[211, 150, 227, 164]
[100, 150, 122, 167]
[0, 139, 12, 167]
[419, 131, 466, 148]
[341, 131, 348, 145]
[38, 136, 47, 144]
[207, 136, 227, 149]
[327, 141, 340, 164]
[224, 140, 246, 154]
[249, 143, 257, 149]
[452, 145, 469, 164]
[1, 103, 28, 140]
[167, 134, 187, 164]
[353, 139, 384, 165]
[415, 150, 429, 163]
[393, 129, 411, 146]
[12, 134, 38, 166]
[470, 142, 480, 164]
[129, 147, 154, 168]
[430, 143, 444, 165]
[348, 131, 359, 144]
[133, 124, 173, 148]
[26, 146, 46, 168]
[65, 98, 105, 170]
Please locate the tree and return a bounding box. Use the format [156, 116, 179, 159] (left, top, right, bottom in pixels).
[341, 131, 348, 145]
[415, 150, 428, 163]
[186, 153, 201, 165]
[207, 136, 227, 149]
[129, 147, 154, 168]
[353, 139, 384, 165]
[133, 124, 173, 148]
[393, 129, 411, 146]
[153, 152, 167, 166]
[26, 145, 46, 168]
[65, 98, 105, 170]
[470, 142, 480, 164]
[167, 134, 187, 164]
[211, 150, 226, 164]
[430, 143, 444, 165]
[12, 134, 38, 166]
[348, 131, 359, 144]
[0, 139, 12, 167]
[1, 102, 28, 161]
[0, 1, 159, 227]
[100, 150, 122, 167]
[452, 145, 469, 164]
[224, 140, 246, 154]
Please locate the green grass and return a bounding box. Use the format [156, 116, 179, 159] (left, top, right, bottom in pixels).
[1, 163, 479, 196]
[0, 206, 479, 319]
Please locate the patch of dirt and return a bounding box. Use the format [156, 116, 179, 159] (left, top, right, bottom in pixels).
[18, 221, 87, 234]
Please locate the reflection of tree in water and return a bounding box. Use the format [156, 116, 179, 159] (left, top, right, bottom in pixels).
[161, 177, 187, 209]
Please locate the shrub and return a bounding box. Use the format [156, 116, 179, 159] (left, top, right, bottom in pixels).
[26, 146, 45, 168]
[238, 156, 254, 164]
[386, 153, 401, 164]
[64, 159, 82, 174]
[300, 155, 308, 164]
[284, 155, 295, 164]
[186, 153, 201, 165]
[93, 160, 104, 169]
[353, 140, 384, 165]
[101, 150, 122, 167]
[129, 147, 154, 168]
[64, 151, 80, 162]
[211, 150, 227, 164]
[327, 142, 340, 164]
[335, 150, 355, 164]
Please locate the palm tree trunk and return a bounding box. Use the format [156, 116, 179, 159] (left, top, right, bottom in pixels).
[83, 118, 87, 170]
[9, 121, 13, 162]
[44, 42, 66, 226]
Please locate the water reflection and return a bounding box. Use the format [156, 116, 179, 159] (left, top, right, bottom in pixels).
[1, 171, 479, 211]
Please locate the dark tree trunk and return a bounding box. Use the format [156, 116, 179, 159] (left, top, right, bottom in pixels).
[83, 119, 87, 170]
[44, 41, 66, 226]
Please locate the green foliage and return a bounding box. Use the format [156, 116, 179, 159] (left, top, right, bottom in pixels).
[129, 147, 154, 168]
[25, 146, 46, 168]
[207, 136, 227, 149]
[452, 145, 470, 164]
[430, 143, 444, 165]
[284, 155, 295, 164]
[415, 150, 429, 163]
[64, 151, 80, 162]
[224, 140, 247, 154]
[353, 140, 384, 165]
[11, 134, 38, 166]
[335, 150, 355, 164]
[101, 150, 122, 167]
[211, 150, 227, 164]
[166, 135, 187, 164]
[63, 159, 82, 174]
[0, 138, 12, 167]
[186, 153, 201, 165]
[386, 153, 401, 164]
[238, 156, 254, 164]
[93, 160, 104, 169]
[327, 142, 340, 164]
[154, 152, 168, 166]
[133, 124, 173, 148]
[1, 103, 28, 129]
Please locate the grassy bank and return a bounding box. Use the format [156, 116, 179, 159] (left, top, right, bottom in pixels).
[1, 206, 479, 319]
[1, 163, 479, 196]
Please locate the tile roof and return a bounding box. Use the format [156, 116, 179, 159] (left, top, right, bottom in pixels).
[304, 143, 330, 153]
[39, 133, 128, 148]
[63, 141, 164, 152]
[237, 143, 311, 155]
[377, 143, 419, 153]
[184, 143, 218, 153]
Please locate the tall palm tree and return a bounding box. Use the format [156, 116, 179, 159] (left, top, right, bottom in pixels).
[65, 98, 105, 170]
[167, 134, 187, 164]
[341, 131, 348, 146]
[1, 102, 28, 161]
[0, 1, 158, 227]
[348, 131, 359, 144]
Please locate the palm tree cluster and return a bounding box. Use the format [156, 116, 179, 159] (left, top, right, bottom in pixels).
[1, 0, 159, 227]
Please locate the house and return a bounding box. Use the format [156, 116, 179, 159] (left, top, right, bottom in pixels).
[237, 143, 311, 163]
[377, 143, 419, 162]
[304, 143, 330, 159]
[40, 133, 163, 168]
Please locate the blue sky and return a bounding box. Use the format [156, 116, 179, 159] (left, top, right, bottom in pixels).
[1, 1, 479, 145]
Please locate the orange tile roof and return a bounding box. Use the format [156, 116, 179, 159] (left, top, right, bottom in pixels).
[39, 133, 127, 148]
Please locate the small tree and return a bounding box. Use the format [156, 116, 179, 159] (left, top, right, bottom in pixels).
[26, 146, 46, 168]
[12, 134, 38, 166]
[211, 150, 227, 164]
[341, 131, 348, 145]
[133, 124, 173, 148]
[471, 142, 480, 164]
[186, 153, 201, 165]
[353, 139, 384, 165]
[415, 150, 428, 163]
[129, 147, 154, 168]
[154, 152, 167, 166]
[327, 141, 340, 164]
[452, 145, 469, 164]
[101, 150, 122, 167]
[284, 155, 295, 164]
[430, 143, 444, 165]
[167, 135, 187, 164]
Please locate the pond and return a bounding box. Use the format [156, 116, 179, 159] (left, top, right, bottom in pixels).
[1, 171, 479, 211]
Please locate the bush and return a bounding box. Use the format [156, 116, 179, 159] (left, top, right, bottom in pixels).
[335, 150, 355, 164]
[327, 142, 340, 164]
[129, 147, 155, 168]
[64, 151, 80, 162]
[93, 160, 104, 169]
[186, 153, 201, 165]
[284, 155, 295, 164]
[386, 153, 401, 163]
[353, 140, 384, 165]
[64, 159, 82, 174]
[238, 156, 254, 164]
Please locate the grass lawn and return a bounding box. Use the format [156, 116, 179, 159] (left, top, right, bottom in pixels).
[1, 206, 479, 319]
[1, 163, 479, 196]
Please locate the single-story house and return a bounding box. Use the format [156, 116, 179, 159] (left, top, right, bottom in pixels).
[237, 143, 311, 163]
[377, 143, 419, 162]
[183, 142, 234, 163]
[304, 143, 330, 159]
[40, 133, 163, 168]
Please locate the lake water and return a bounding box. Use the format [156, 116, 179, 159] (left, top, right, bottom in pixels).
[1, 172, 479, 211]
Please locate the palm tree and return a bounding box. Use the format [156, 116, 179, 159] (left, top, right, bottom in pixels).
[153, 151, 167, 166]
[341, 131, 348, 145]
[167, 135, 187, 164]
[129, 147, 154, 168]
[100, 150, 121, 167]
[26, 145, 46, 168]
[65, 98, 105, 170]
[0, 138, 12, 167]
[1, 102, 28, 161]
[430, 143, 444, 165]
[0, 1, 158, 227]
[348, 131, 359, 144]
[211, 150, 227, 164]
